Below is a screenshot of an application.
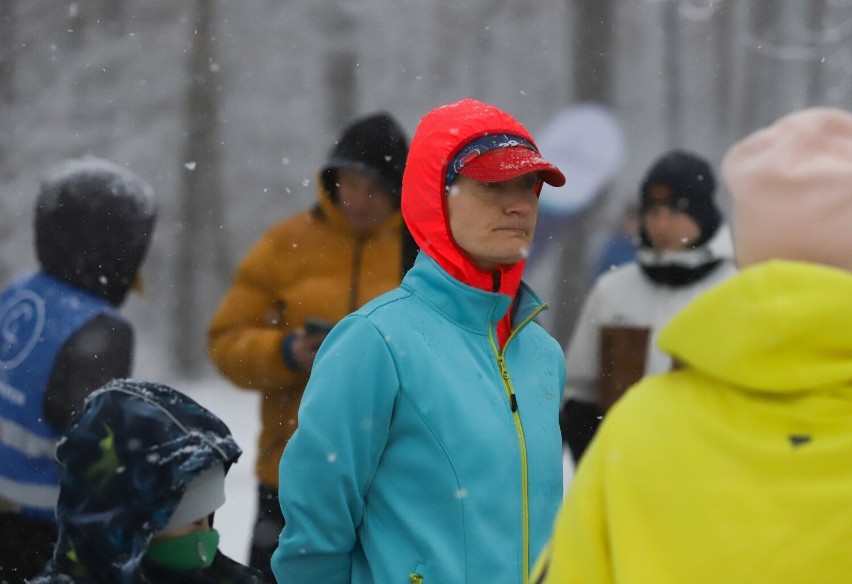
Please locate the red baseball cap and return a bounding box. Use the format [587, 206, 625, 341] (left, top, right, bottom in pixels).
[446, 134, 566, 189]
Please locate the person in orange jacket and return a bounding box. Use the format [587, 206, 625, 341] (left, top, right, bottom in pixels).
[207, 112, 410, 580]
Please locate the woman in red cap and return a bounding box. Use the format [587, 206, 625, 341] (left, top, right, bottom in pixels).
[271, 99, 567, 584]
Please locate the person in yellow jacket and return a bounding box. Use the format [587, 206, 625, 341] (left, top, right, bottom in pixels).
[207, 112, 411, 580]
[533, 107, 852, 584]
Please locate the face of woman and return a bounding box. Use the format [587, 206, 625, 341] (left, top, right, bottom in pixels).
[446, 173, 541, 270]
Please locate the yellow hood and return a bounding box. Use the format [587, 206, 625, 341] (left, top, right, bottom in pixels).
[659, 260, 852, 392]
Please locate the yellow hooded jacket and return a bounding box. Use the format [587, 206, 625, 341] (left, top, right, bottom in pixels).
[208, 184, 402, 487]
[535, 260, 852, 583]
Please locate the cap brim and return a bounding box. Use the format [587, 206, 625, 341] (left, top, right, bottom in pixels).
[458, 147, 566, 187]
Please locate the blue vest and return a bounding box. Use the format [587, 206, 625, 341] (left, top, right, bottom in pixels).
[0, 272, 122, 520]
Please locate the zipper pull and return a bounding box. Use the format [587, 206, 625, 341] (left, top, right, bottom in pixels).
[510, 393, 518, 412]
[409, 574, 423, 583]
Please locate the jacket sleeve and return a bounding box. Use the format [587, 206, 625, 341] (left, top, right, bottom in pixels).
[207, 228, 306, 391]
[533, 425, 614, 584]
[271, 314, 398, 584]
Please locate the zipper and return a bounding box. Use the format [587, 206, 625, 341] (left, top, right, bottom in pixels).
[488, 303, 546, 584]
[409, 562, 425, 583]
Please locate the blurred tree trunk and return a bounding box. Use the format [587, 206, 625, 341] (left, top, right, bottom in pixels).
[713, 0, 736, 159]
[663, 0, 683, 146]
[736, 0, 780, 134]
[571, 0, 615, 104]
[0, 2, 14, 106]
[326, 48, 357, 129]
[67, 2, 88, 49]
[0, 0, 15, 174]
[775, 0, 822, 112]
[313, 5, 357, 129]
[0, 0, 15, 284]
[101, 0, 125, 36]
[804, 0, 827, 103]
[430, 1, 507, 97]
[432, 2, 460, 90]
[548, 0, 615, 347]
[174, 0, 229, 377]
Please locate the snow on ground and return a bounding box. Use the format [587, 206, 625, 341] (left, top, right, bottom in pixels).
[181, 377, 261, 564]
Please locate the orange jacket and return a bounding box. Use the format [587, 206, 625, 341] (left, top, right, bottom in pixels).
[208, 185, 403, 487]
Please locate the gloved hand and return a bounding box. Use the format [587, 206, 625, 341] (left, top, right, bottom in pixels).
[280, 327, 329, 372]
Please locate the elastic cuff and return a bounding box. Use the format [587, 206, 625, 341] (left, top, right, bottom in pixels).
[281, 333, 301, 371]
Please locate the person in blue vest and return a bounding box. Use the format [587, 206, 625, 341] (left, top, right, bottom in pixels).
[0, 157, 157, 582]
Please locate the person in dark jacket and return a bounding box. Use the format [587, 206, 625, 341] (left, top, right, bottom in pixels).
[207, 112, 411, 580]
[0, 157, 157, 582]
[560, 150, 736, 463]
[29, 379, 265, 584]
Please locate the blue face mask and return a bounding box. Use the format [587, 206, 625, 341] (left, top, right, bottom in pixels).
[144, 528, 220, 571]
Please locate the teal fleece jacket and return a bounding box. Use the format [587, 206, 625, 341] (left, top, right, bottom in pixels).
[272, 254, 564, 583]
[273, 98, 565, 584]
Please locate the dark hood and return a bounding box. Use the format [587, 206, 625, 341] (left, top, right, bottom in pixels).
[39, 379, 241, 584]
[35, 158, 157, 306]
[321, 112, 409, 207]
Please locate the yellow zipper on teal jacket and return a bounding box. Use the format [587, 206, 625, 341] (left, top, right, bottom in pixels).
[490, 304, 546, 584]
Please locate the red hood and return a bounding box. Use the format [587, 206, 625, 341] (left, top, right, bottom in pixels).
[401, 99, 539, 298]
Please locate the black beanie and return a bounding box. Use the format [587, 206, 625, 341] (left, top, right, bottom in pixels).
[321, 112, 409, 208]
[639, 149, 721, 247]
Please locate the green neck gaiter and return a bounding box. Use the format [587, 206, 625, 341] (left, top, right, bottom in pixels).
[144, 528, 220, 571]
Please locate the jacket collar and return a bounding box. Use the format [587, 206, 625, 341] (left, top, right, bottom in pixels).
[402, 253, 545, 336]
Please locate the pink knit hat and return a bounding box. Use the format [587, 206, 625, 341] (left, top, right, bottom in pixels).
[722, 107, 852, 271]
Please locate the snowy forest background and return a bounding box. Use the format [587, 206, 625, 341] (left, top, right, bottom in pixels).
[1, 0, 851, 383]
[2, 0, 851, 564]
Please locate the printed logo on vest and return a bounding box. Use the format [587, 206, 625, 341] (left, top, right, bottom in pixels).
[0, 290, 46, 369]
